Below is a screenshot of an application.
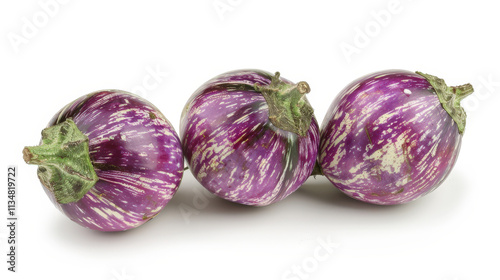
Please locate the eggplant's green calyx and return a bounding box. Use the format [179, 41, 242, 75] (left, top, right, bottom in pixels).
[255, 72, 314, 137]
[416, 71, 474, 134]
[23, 118, 98, 204]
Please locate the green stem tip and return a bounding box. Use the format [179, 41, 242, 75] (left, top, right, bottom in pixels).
[416, 71, 474, 134]
[254, 72, 314, 136]
[23, 118, 98, 204]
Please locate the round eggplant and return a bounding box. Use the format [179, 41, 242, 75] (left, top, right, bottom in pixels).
[180, 70, 319, 206]
[318, 70, 473, 205]
[23, 90, 184, 231]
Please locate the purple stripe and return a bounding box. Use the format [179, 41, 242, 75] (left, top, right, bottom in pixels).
[319, 70, 461, 205]
[181, 70, 319, 206]
[44, 90, 183, 231]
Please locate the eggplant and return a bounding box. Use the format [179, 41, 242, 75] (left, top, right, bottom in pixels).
[23, 90, 184, 231]
[318, 70, 473, 205]
[180, 70, 319, 206]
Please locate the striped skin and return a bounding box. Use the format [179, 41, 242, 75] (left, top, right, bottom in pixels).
[41, 90, 183, 231]
[180, 70, 319, 206]
[319, 70, 462, 205]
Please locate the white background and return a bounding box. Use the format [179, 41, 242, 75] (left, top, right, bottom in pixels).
[1, 0, 499, 279]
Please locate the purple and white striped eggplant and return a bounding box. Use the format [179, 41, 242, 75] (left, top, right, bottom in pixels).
[318, 70, 473, 205]
[180, 70, 319, 206]
[23, 90, 184, 231]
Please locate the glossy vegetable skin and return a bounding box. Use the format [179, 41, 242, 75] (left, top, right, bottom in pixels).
[318, 70, 473, 205]
[23, 90, 184, 231]
[180, 70, 319, 206]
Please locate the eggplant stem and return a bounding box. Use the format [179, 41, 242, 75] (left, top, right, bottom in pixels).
[23, 118, 98, 204]
[254, 72, 314, 137]
[416, 71, 474, 134]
